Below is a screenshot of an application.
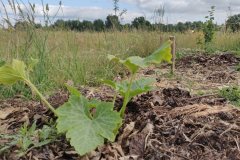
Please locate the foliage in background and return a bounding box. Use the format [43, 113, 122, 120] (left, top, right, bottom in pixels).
[51, 18, 205, 32]
[226, 14, 240, 32]
[132, 17, 152, 30]
[219, 86, 240, 107]
[203, 6, 216, 48]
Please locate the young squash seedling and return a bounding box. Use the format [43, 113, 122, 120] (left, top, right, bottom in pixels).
[0, 59, 121, 156]
[105, 40, 172, 117]
[0, 40, 172, 156]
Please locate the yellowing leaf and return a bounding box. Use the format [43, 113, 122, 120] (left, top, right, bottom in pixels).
[12, 60, 28, 78]
[0, 60, 30, 85]
[0, 66, 24, 85]
[144, 40, 172, 64]
[56, 95, 122, 155]
[108, 55, 146, 74]
[122, 56, 146, 74]
[28, 58, 39, 72]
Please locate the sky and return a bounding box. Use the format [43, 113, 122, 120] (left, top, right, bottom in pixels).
[0, 0, 240, 24]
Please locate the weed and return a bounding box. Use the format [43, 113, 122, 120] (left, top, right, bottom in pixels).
[0, 122, 57, 157]
[196, 90, 205, 96]
[219, 86, 240, 106]
[235, 64, 240, 72]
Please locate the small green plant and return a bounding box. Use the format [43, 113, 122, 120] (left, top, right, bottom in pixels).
[0, 122, 57, 157]
[203, 6, 215, 50]
[0, 60, 5, 67]
[0, 40, 171, 156]
[235, 64, 240, 72]
[219, 86, 240, 106]
[105, 40, 172, 117]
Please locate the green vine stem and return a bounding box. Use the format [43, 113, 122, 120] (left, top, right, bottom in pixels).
[120, 75, 134, 117]
[25, 80, 57, 116]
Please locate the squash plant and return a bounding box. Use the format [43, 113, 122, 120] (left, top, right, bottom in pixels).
[0, 41, 172, 156]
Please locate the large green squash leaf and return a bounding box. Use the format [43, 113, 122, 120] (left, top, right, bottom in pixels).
[108, 40, 172, 74]
[56, 95, 122, 155]
[128, 77, 156, 98]
[104, 77, 156, 99]
[0, 60, 28, 85]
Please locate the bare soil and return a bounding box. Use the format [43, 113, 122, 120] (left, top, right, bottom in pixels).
[1, 53, 240, 160]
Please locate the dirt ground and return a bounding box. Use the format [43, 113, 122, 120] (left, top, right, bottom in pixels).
[1, 53, 240, 160]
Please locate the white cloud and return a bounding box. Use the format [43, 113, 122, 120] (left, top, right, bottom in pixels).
[1, 0, 240, 25]
[120, 0, 240, 23]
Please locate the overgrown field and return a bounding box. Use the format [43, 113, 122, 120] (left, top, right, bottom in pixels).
[0, 30, 240, 98]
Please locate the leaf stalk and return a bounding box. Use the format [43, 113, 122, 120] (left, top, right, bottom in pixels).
[24, 80, 57, 116]
[120, 74, 134, 117]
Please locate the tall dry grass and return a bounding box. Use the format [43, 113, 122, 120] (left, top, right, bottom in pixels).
[0, 29, 240, 97]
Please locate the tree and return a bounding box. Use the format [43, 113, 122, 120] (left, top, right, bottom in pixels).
[203, 6, 215, 44]
[176, 22, 187, 33]
[184, 21, 192, 30]
[192, 21, 204, 31]
[14, 21, 41, 30]
[154, 5, 165, 24]
[226, 14, 240, 32]
[53, 19, 66, 29]
[113, 0, 119, 16]
[132, 17, 151, 30]
[82, 20, 93, 31]
[105, 15, 121, 30]
[93, 19, 105, 31]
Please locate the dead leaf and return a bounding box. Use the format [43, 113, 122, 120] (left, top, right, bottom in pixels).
[0, 107, 16, 119]
[118, 122, 135, 143]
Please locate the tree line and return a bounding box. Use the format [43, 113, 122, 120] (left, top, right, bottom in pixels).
[14, 14, 240, 33]
[49, 15, 206, 32]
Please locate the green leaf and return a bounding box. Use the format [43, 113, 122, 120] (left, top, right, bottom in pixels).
[56, 95, 122, 155]
[102, 79, 117, 89]
[28, 58, 39, 72]
[22, 137, 33, 151]
[118, 77, 156, 99]
[28, 121, 37, 135]
[105, 78, 156, 100]
[65, 84, 81, 97]
[0, 60, 5, 67]
[0, 59, 28, 85]
[129, 77, 156, 98]
[144, 40, 172, 64]
[107, 54, 119, 62]
[39, 125, 54, 141]
[107, 41, 172, 74]
[108, 54, 145, 74]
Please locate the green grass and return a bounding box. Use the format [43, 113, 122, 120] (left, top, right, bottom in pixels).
[1, 29, 240, 98]
[219, 86, 240, 107]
